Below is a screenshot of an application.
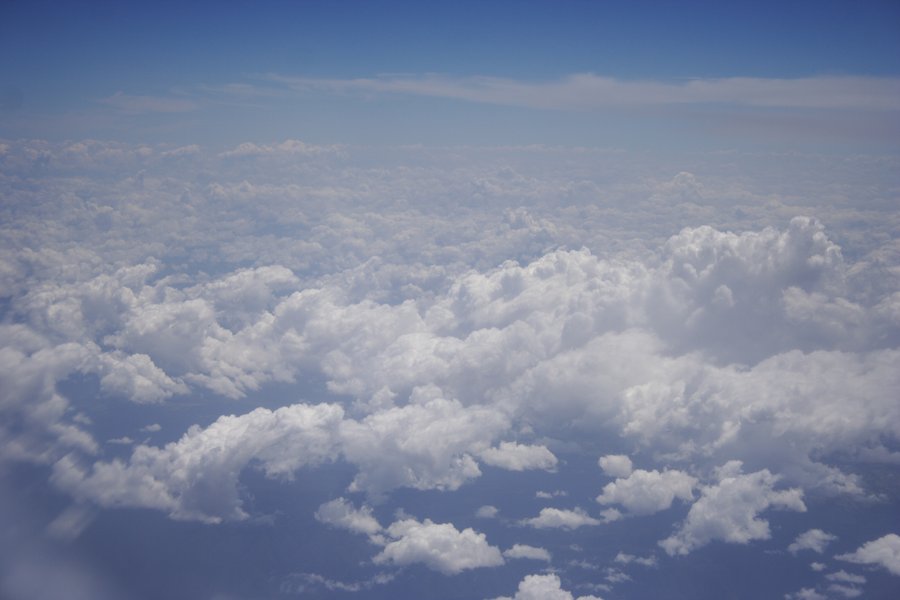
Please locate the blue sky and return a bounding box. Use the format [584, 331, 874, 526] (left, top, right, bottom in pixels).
[2, 3, 900, 600]
[2, 0, 899, 148]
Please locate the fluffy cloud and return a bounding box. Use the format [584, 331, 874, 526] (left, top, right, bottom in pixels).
[314, 498, 383, 539]
[503, 544, 551, 562]
[479, 442, 558, 471]
[598, 454, 632, 478]
[596, 468, 696, 515]
[521, 507, 604, 530]
[660, 461, 806, 555]
[494, 573, 603, 600]
[836, 533, 900, 576]
[373, 518, 504, 575]
[52, 403, 345, 522]
[788, 529, 837, 554]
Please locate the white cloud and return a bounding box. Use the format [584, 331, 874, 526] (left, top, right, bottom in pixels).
[598, 454, 632, 478]
[836, 533, 900, 576]
[373, 518, 504, 575]
[479, 442, 558, 471]
[596, 468, 696, 515]
[493, 573, 603, 600]
[825, 570, 865, 585]
[52, 403, 345, 522]
[788, 529, 837, 554]
[270, 73, 900, 112]
[660, 461, 806, 556]
[476, 505, 499, 519]
[614, 552, 657, 567]
[314, 498, 383, 539]
[521, 507, 604, 530]
[503, 544, 551, 562]
[785, 588, 826, 600]
[810, 562, 826, 572]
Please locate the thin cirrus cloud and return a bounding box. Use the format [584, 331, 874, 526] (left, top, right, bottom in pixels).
[264, 72, 900, 112]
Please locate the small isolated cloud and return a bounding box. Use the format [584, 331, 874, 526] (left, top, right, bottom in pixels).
[314, 498, 383, 539]
[140, 423, 162, 433]
[827, 584, 863, 598]
[493, 573, 603, 600]
[536, 490, 568, 499]
[596, 468, 696, 515]
[788, 529, 837, 554]
[825, 570, 865, 585]
[836, 533, 900, 576]
[598, 454, 632, 478]
[504, 544, 551, 562]
[479, 442, 558, 471]
[521, 507, 604, 530]
[106, 436, 134, 445]
[476, 505, 499, 519]
[373, 518, 504, 575]
[659, 461, 806, 556]
[811, 562, 826, 572]
[614, 552, 657, 567]
[785, 588, 826, 600]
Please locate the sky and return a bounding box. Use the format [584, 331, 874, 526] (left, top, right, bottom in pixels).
[1, 2, 900, 600]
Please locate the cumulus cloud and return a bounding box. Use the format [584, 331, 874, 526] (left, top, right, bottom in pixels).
[478, 442, 558, 471]
[596, 468, 696, 515]
[836, 533, 900, 576]
[373, 518, 504, 575]
[521, 507, 604, 530]
[476, 505, 499, 519]
[660, 461, 806, 555]
[52, 403, 345, 522]
[493, 573, 603, 600]
[314, 498, 383, 539]
[503, 544, 551, 562]
[597, 455, 632, 478]
[788, 529, 837, 554]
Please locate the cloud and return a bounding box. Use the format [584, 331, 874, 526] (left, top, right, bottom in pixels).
[478, 442, 558, 471]
[596, 468, 696, 515]
[614, 552, 657, 567]
[314, 498, 383, 540]
[788, 529, 837, 554]
[836, 533, 900, 576]
[475, 505, 499, 519]
[521, 507, 605, 530]
[269, 73, 900, 112]
[503, 544, 551, 562]
[52, 403, 345, 522]
[597, 455, 632, 478]
[373, 518, 504, 575]
[785, 589, 826, 600]
[493, 573, 603, 600]
[660, 461, 806, 555]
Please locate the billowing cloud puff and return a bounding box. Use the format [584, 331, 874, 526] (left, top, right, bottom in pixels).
[660, 461, 806, 555]
[596, 468, 696, 515]
[373, 518, 504, 575]
[479, 441, 558, 471]
[494, 573, 603, 600]
[836, 533, 900, 576]
[51, 403, 345, 522]
[598, 454, 632, 478]
[521, 507, 604, 530]
[503, 544, 551, 562]
[788, 529, 837, 554]
[314, 498, 383, 539]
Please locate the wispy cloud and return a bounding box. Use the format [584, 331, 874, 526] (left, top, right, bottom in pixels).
[263, 72, 900, 112]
